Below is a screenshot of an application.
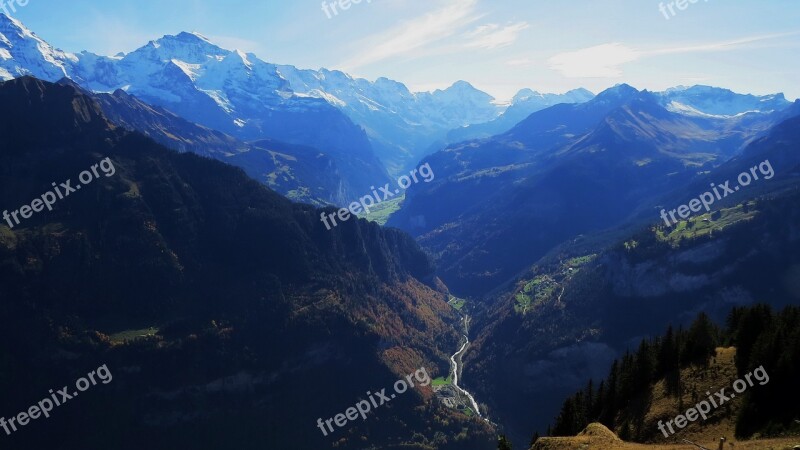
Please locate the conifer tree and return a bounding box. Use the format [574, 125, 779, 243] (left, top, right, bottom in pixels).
[498, 434, 513, 450]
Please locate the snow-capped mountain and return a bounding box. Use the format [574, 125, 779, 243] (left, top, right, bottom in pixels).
[276, 66, 503, 173]
[0, 13, 389, 202]
[658, 85, 792, 117]
[445, 87, 595, 143]
[4, 13, 792, 192]
[1, 13, 504, 178]
[0, 14, 76, 80]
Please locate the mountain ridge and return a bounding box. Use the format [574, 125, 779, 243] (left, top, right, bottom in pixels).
[0, 76, 496, 450]
[388, 84, 797, 296]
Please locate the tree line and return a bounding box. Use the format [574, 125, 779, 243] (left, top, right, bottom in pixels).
[546, 304, 800, 442]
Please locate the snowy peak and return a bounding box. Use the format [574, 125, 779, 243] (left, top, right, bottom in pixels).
[174, 31, 214, 45]
[127, 31, 230, 65]
[0, 12, 27, 36]
[564, 88, 595, 102]
[511, 87, 594, 105]
[433, 80, 495, 102]
[440, 80, 477, 92]
[0, 13, 76, 81]
[658, 85, 792, 116]
[511, 88, 540, 103]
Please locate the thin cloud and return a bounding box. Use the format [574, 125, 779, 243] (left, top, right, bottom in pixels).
[464, 22, 529, 50]
[648, 31, 800, 55]
[548, 43, 640, 78]
[506, 57, 536, 67]
[548, 32, 800, 78]
[339, 0, 481, 70]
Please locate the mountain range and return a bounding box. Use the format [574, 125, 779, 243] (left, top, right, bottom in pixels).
[388, 84, 798, 295]
[2, 11, 800, 450]
[445, 88, 596, 144]
[3, 12, 791, 208]
[1, 13, 503, 196]
[0, 76, 495, 450]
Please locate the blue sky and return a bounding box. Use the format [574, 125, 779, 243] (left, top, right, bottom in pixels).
[10, 0, 800, 101]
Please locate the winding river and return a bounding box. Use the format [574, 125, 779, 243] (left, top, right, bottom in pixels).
[449, 325, 484, 418]
[450, 335, 483, 417]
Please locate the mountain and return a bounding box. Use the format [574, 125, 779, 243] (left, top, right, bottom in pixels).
[658, 85, 792, 117]
[463, 111, 800, 445]
[0, 77, 495, 450]
[54, 78, 342, 205]
[228, 138, 345, 205]
[0, 14, 390, 203]
[0, 14, 507, 193]
[465, 185, 800, 448]
[387, 84, 796, 296]
[56, 78, 248, 158]
[0, 14, 75, 80]
[446, 88, 595, 143]
[276, 67, 503, 174]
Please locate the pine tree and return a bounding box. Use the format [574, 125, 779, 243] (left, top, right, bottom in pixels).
[584, 379, 594, 424]
[659, 325, 681, 395]
[634, 340, 654, 392]
[599, 361, 619, 426]
[552, 397, 577, 436]
[619, 420, 632, 441]
[732, 304, 773, 374]
[593, 380, 605, 419]
[681, 312, 718, 366]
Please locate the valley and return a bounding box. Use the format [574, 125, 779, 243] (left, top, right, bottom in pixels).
[1, 6, 799, 450]
[435, 314, 486, 420]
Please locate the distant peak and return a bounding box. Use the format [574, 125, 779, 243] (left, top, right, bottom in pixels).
[149, 31, 225, 52]
[375, 76, 403, 86]
[512, 88, 540, 102]
[448, 80, 476, 90]
[135, 31, 229, 62]
[0, 12, 23, 28]
[0, 12, 34, 37]
[766, 92, 787, 101]
[595, 83, 640, 101]
[174, 31, 213, 43]
[611, 83, 638, 92]
[566, 87, 595, 96]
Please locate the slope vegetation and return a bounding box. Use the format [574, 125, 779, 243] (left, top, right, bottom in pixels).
[0, 77, 494, 450]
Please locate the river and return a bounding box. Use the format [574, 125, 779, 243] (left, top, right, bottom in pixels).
[449, 315, 486, 420]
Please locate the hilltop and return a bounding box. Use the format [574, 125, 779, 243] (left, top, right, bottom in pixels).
[533, 421, 799, 449]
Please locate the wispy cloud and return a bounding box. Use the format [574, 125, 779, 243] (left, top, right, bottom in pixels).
[339, 0, 481, 70]
[548, 32, 800, 78]
[648, 31, 800, 55]
[548, 43, 640, 78]
[464, 22, 529, 50]
[505, 57, 537, 67]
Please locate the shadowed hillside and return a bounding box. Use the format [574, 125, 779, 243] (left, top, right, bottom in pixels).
[0, 77, 495, 450]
